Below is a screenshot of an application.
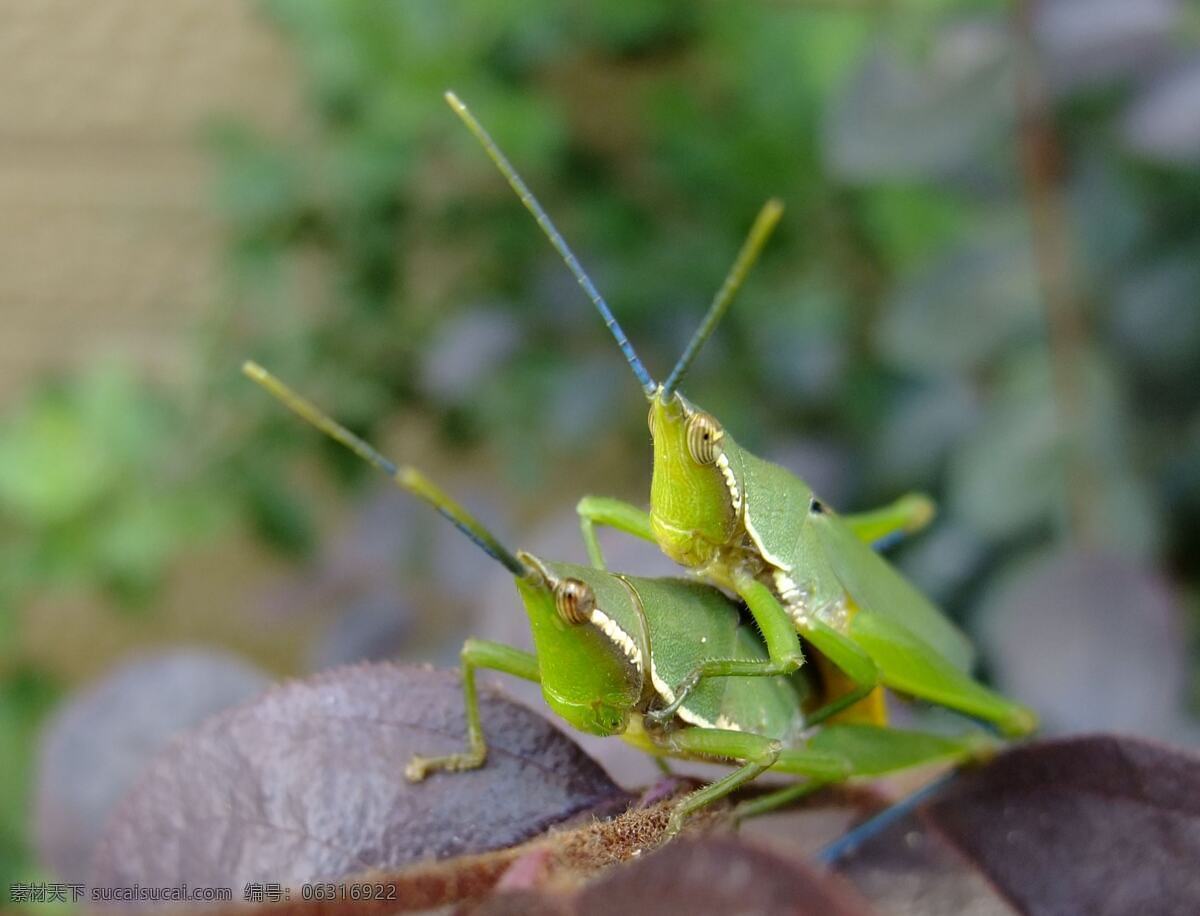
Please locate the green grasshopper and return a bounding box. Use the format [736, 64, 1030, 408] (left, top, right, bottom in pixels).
[444, 92, 1037, 738]
[243, 361, 993, 836]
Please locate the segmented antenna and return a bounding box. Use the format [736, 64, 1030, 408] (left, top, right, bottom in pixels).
[661, 198, 784, 398]
[242, 361, 529, 577]
[444, 91, 656, 396]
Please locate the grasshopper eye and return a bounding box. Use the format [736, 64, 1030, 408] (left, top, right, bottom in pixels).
[685, 412, 723, 466]
[555, 578, 594, 625]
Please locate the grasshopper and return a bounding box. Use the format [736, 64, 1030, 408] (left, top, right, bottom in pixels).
[243, 362, 993, 835]
[444, 92, 1037, 738]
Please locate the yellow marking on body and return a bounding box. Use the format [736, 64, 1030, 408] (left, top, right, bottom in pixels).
[678, 708, 721, 729]
[715, 451, 742, 515]
[589, 608, 644, 675]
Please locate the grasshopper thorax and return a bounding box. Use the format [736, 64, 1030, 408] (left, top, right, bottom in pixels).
[648, 389, 741, 571]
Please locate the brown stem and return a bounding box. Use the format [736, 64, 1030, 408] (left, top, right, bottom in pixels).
[1012, 0, 1094, 543]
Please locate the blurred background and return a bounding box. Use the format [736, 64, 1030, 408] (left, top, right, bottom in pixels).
[3, 0, 1200, 898]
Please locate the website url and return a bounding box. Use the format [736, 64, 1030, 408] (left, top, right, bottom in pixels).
[90, 885, 233, 903]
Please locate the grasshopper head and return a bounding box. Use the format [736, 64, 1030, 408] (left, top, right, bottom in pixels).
[515, 554, 644, 736]
[647, 389, 739, 570]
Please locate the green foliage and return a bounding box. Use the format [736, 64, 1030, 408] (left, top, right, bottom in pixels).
[0, 365, 229, 614]
[4, 0, 1200, 887]
[0, 667, 60, 896]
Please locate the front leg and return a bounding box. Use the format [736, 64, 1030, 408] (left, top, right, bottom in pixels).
[843, 492, 936, 551]
[646, 574, 804, 726]
[576, 496, 655, 570]
[648, 619, 883, 734]
[644, 655, 803, 726]
[406, 639, 540, 780]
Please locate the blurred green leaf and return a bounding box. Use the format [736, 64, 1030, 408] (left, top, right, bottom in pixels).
[0, 668, 61, 895]
[0, 394, 114, 525]
[824, 21, 1014, 182]
[875, 219, 1041, 375]
[946, 351, 1065, 540]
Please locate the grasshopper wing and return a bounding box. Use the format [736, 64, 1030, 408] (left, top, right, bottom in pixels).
[737, 447, 813, 569]
[810, 509, 975, 673]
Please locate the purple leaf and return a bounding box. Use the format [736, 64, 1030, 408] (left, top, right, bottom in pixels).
[89, 664, 627, 893]
[481, 836, 874, 916]
[834, 735, 1200, 915]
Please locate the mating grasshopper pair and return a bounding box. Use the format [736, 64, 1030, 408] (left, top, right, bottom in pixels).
[244, 92, 1035, 836]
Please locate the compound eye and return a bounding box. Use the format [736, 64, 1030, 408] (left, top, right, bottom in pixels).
[555, 578, 594, 625]
[685, 412, 723, 466]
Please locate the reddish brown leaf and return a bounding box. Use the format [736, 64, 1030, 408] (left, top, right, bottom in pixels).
[834, 735, 1200, 915]
[926, 735, 1200, 915]
[89, 664, 628, 894]
[476, 835, 874, 916]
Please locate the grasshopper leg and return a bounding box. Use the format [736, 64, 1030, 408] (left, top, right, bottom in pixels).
[661, 728, 847, 837]
[576, 496, 655, 570]
[406, 639, 540, 781]
[734, 573, 806, 671]
[578, 493, 933, 571]
[646, 575, 804, 726]
[801, 610, 1037, 736]
[734, 724, 994, 822]
[842, 492, 936, 551]
[644, 655, 806, 726]
[731, 781, 826, 822]
[796, 618, 882, 727]
[847, 613, 1038, 737]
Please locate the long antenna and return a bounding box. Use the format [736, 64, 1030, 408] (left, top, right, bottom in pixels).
[445, 90, 656, 397]
[243, 361, 529, 577]
[661, 198, 783, 398]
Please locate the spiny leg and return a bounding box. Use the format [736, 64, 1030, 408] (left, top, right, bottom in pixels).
[576, 490, 932, 573]
[648, 576, 806, 725]
[736, 725, 992, 822]
[806, 723, 996, 776]
[848, 612, 1038, 737]
[796, 617, 882, 727]
[660, 728, 847, 836]
[733, 573, 806, 672]
[645, 655, 808, 726]
[732, 780, 826, 822]
[406, 639, 540, 780]
[842, 493, 937, 551]
[647, 575, 805, 725]
[576, 496, 655, 571]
